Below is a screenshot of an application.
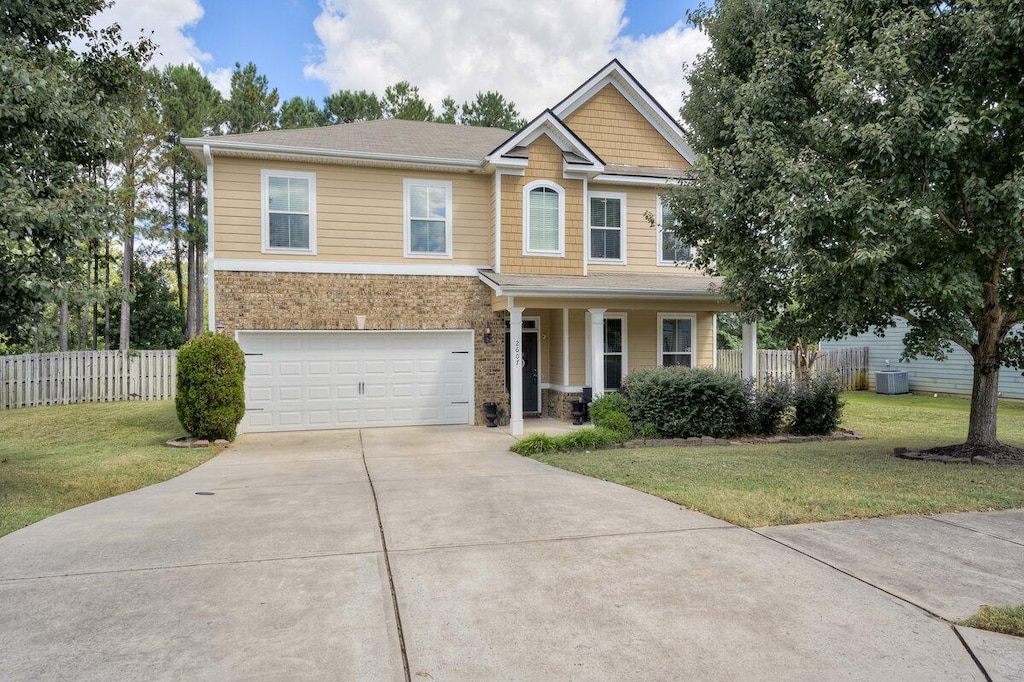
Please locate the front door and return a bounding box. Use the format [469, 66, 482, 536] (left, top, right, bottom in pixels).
[506, 329, 540, 413]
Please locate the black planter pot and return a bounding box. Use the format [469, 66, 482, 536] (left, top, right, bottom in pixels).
[570, 400, 585, 425]
[483, 401, 499, 428]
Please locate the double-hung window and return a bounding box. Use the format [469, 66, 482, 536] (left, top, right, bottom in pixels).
[404, 179, 453, 258]
[659, 314, 694, 367]
[262, 170, 316, 253]
[523, 181, 564, 256]
[589, 192, 626, 263]
[657, 199, 693, 265]
[604, 315, 626, 391]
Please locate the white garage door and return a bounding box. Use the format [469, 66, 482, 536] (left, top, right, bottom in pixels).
[237, 330, 474, 433]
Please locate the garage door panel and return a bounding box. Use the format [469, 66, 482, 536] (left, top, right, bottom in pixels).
[238, 331, 474, 433]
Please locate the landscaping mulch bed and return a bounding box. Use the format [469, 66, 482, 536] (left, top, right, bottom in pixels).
[894, 442, 1024, 466]
[621, 430, 863, 450]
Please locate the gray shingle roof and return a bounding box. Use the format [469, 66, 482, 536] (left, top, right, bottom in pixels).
[479, 270, 724, 298]
[200, 119, 514, 163]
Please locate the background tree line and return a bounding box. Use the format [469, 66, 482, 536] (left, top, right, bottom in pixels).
[1, 1, 528, 355]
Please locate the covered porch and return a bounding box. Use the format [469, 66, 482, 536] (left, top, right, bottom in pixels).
[479, 271, 760, 436]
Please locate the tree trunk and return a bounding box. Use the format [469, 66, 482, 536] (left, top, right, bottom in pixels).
[119, 228, 133, 350]
[92, 247, 100, 350]
[967, 346, 1001, 447]
[195, 242, 204, 334]
[103, 239, 111, 350]
[59, 300, 69, 352]
[185, 238, 195, 338]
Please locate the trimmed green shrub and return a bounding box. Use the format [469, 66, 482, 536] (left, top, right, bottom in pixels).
[746, 378, 794, 436]
[588, 392, 633, 436]
[623, 366, 747, 439]
[790, 373, 845, 435]
[176, 333, 246, 441]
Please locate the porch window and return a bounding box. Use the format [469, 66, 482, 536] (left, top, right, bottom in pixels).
[660, 314, 694, 367]
[589, 192, 625, 263]
[604, 316, 626, 390]
[404, 179, 453, 257]
[263, 170, 316, 253]
[523, 181, 564, 255]
[657, 200, 693, 265]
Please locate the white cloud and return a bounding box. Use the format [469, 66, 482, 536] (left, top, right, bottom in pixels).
[90, 0, 230, 95]
[305, 0, 708, 120]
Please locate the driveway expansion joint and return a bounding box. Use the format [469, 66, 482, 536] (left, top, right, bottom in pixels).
[360, 429, 413, 682]
[388, 524, 740, 554]
[924, 515, 1024, 548]
[750, 527, 994, 680]
[0, 548, 385, 583]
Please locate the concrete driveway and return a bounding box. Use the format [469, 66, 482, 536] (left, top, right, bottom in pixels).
[0, 426, 1019, 680]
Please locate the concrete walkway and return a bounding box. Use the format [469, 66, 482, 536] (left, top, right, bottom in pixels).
[0, 426, 1019, 680]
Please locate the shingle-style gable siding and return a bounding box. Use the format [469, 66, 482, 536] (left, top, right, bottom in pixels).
[500, 135, 584, 275]
[564, 84, 691, 169]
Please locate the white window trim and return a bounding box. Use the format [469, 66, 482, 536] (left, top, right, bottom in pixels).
[587, 190, 627, 265]
[522, 180, 565, 257]
[656, 197, 692, 267]
[261, 169, 317, 255]
[604, 313, 628, 391]
[403, 178, 454, 259]
[657, 312, 697, 368]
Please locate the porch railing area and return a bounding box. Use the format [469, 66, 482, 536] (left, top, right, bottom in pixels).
[1, 350, 178, 410]
[717, 347, 870, 390]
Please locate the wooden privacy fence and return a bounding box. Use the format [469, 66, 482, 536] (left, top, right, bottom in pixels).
[717, 347, 870, 390]
[1, 350, 178, 410]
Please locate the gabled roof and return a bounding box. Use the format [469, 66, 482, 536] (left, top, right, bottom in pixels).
[183, 119, 512, 168]
[485, 110, 603, 173]
[552, 59, 695, 165]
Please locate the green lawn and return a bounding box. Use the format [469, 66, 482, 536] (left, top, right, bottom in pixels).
[0, 401, 216, 538]
[534, 392, 1024, 527]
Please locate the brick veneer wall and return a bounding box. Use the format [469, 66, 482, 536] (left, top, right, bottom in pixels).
[216, 271, 509, 425]
[542, 389, 582, 421]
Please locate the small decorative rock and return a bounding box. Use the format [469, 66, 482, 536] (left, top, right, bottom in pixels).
[214, 439, 229, 445]
[192, 439, 210, 448]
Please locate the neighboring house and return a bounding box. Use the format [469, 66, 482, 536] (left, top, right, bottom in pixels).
[184, 61, 750, 435]
[821, 318, 1024, 399]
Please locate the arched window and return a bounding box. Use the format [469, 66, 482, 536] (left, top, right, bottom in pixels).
[523, 181, 564, 255]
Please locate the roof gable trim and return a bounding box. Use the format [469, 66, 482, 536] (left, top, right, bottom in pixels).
[486, 110, 604, 172]
[552, 59, 695, 164]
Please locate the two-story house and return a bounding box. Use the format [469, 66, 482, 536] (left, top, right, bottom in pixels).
[185, 61, 751, 436]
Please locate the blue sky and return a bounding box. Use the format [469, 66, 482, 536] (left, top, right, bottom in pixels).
[100, 0, 707, 117]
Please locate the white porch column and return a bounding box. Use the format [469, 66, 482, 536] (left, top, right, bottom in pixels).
[589, 308, 606, 397]
[742, 321, 758, 381]
[509, 306, 525, 436]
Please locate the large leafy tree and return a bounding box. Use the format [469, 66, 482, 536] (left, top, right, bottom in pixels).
[669, 0, 1024, 449]
[381, 81, 435, 121]
[0, 0, 153, 347]
[224, 61, 279, 133]
[459, 90, 527, 130]
[323, 89, 381, 124]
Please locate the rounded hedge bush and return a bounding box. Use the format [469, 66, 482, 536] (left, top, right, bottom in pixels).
[623, 366, 747, 439]
[176, 333, 246, 441]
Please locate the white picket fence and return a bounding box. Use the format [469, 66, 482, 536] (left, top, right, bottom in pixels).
[0, 350, 178, 410]
[717, 347, 870, 390]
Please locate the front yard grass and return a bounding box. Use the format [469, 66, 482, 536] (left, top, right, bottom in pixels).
[0, 401, 215, 538]
[534, 392, 1024, 527]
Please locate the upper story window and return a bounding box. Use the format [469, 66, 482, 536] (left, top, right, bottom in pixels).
[262, 170, 316, 254]
[404, 179, 453, 258]
[589, 191, 626, 264]
[523, 181, 564, 256]
[657, 199, 693, 265]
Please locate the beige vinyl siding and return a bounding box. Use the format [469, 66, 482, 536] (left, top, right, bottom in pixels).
[584, 183, 709, 275]
[539, 307, 719, 388]
[500, 136, 584, 275]
[564, 84, 691, 169]
[213, 157, 493, 264]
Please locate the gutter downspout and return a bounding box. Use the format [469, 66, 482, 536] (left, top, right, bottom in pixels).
[204, 144, 215, 333]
